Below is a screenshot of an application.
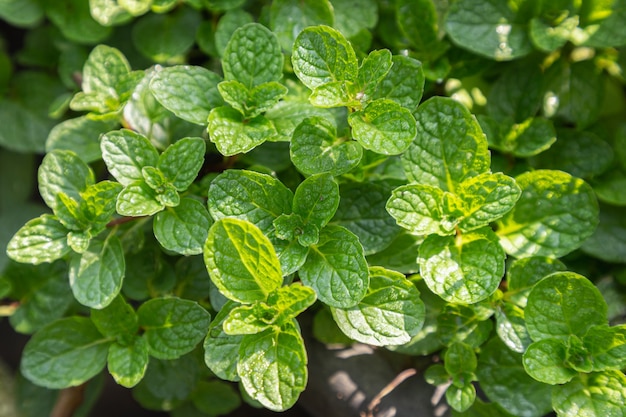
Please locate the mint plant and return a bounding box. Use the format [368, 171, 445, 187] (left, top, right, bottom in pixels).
[1, 1, 625, 417]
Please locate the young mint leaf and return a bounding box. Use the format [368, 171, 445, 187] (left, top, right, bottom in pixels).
[107, 336, 149, 388]
[446, 383, 476, 412]
[418, 227, 505, 304]
[219, 80, 288, 118]
[584, 324, 626, 372]
[522, 338, 577, 385]
[265, 101, 334, 142]
[223, 303, 277, 335]
[331, 266, 425, 346]
[348, 99, 417, 155]
[90, 295, 138, 338]
[386, 183, 463, 236]
[207, 106, 276, 155]
[457, 172, 521, 232]
[116, 181, 163, 216]
[290, 116, 363, 176]
[20, 317, 111, 389]
[203, 301, 244, 381]
[69, 235, 125, 309]
[46, 116, 119, 163]
[437, 303, 494, 348]
[214, 9, 254, 56]
[481, 116, 557, 157]
[207, 169, 293, 233]
[270, 0, 334, 51]
[333, 180, 402, 255]
[505, 256, 567, 308]
[237, 321, 307, 411]
[157, 137, 205, 191]
[267, 283, 317, 323]
[291, 25, 358, 90]
[6, 214, 71, 264]
[445, 342, 477, 377]
[222, 23, 283, 89]
[371, 55, 425, 113]
[101, 129, 159, 186]
[154, 198, 212, 256]
[496, 170, 599, 258]
[137, 297, 211, 360]
[552, 371, 626, 417]
[80, 181, 123, 230]
[38, 150, 95, 212]
[309, 80, 359, 108]
[477, 338, 553, 417]
[293, 172, 339, 230]
[356, 49, 392, 95]
[90, 0, 134, 24]
[55, 193, 84, 232]
[204, 218, 283, 303]
[402, 97, 490, 191]
[149, 65, 223, 125]
[70, 45, 131, 114]
[525, 272, 608, 342]
[299, 224, 368, 308]
[445, 0, 533, 61]
[495, 303, 532, 353]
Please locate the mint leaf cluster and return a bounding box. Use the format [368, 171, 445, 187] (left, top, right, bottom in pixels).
[1, 1, 625, 416]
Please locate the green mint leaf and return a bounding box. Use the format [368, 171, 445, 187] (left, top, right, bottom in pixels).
[149, 65, 223, 125]
[267, 283, 317, 322]
[445, 0, 533, 61]
[38, 150, 95, 212]
[203, 302, 243, 381]
[582, 204, 626, 263]
[157, 137, 205, 191]
[402, 97, 490, 191]
[223, 303, 277, 335]
[481, 116, 557, 158]
[270, 0, 334, 51]
[293, 172, 339, 230]
[370, 55, 425, 113]
[445, 342, 477, 377]
[273, 213, 319, 247]
[348, 99, 417, 155]
[525, 272, 608, 342]
[522, 338, 577, 385]
[141, 167, 181, 208]
[107, 336, 149, 388]
[0, 0, 43, 27]
[20, 317, 110, 389]
[424, 363, 450, 386]
[69, 235, 125, 309]
[332, 0, 377, 38]
[265, 101, 334, 142]
[70, 45, 131, 113]
[131, 7, 200, 63]
[191, 379, 242, 416]
[334, 180, 402, 255]
[237, 321, 307, 411]
[222, 23, 283, 89]
[90, 295, 138, 338]
[366, 231, 422, 274]
[495, 303, 532, 353]
[477, 338, 553, 417]
[584, 324, 626, 372]
[290, 116, 363, 176]
[565, 334, 593, 373]
[142, 165, 168, 191]
[505, 256, 567, 308]
[204, 218, 283, 303]
[6, 214, 71, 264]
[386, 183, 463, 236]
[582, 1, 626, 47]
[496, 170, 599, 258]
[552, 371, 626, 417]
[219, 80, 288, 118]
[457, 172, 521, 231]
[4, 261, 73, 334]
[331, 266, 425, 346]
[46, 116, 119, 163]
[137, 297, 211, 360]
[532, 129, 614, 179]
[418, 227, 505, 304]
[79, 181, 123, 231]
[437, 303, 494, 348]
[291, 25, 358, 90]
[55, 193, 84, 232]
[207, 169, 293, 233]
[446, 383, 476, 412]
[309, 80, 359, 108]
[486, 62, 543, 123]
[529, 15, 578, 52]
[396, 0, 445, 59]
[101, 129, 159, 186]
[116, 181, 164, 216]
[299, 224, 369, 308]
[214, 9, 254, 56]
[218, 80, 253, 114]
[275, 238, 311, 275]
[356, 49, 393, 96]
[207, 106, 275, 155]
[154, 198, 212, 256]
